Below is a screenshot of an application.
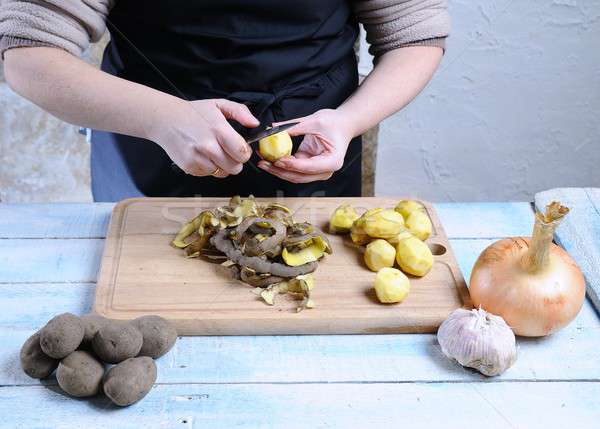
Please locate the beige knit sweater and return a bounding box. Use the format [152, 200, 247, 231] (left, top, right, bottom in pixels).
[0, 0, 449, 59]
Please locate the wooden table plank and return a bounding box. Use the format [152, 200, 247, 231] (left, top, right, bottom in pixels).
[0, 239, 104, 283]
[0, 202, 534, 240]
[1, 283, 598, 386]
[436, 202, 534, 238]
[1, 382, 599, 429]
[0, 203, 113, 238]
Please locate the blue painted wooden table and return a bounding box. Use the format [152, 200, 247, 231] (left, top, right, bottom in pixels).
[1, 202, 599, 428]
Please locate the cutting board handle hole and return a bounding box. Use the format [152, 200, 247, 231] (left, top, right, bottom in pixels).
[428, 243, 447, 256]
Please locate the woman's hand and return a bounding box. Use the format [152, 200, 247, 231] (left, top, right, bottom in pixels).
[258, 109, 355, 183]
[152, 99, 259, 178]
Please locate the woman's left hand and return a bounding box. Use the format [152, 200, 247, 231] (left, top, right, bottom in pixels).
[258, 109, 355, 183]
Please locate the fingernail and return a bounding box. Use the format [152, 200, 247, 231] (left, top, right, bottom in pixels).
[259, 161, 271, 170]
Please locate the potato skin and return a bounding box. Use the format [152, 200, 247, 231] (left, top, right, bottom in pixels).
[103, 357, 157, 406]
[39, 313, 85, 359]
[20, 332, 58, 379]
[131, 315, 177, 359]
[81, 314, 110, 343]
[92, 321, 143, 364]
[56, 351, 104, 397]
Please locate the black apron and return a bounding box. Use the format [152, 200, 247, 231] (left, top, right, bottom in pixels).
[91, 0, 362, 201]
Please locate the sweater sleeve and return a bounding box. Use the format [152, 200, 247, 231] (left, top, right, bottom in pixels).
[0, 0, 114, 59]
[352, 0, 450, 58]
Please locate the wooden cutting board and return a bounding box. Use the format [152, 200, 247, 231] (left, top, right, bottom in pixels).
[94, 197, 471, 335]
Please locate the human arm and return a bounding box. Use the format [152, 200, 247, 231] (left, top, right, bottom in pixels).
[4, 48, 258, 176]
[0, 1, 258, 177]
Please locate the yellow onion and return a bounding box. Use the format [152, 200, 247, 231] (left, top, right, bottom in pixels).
[469, 201, 585, 337]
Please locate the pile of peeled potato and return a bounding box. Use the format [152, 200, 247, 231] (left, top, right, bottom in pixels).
[20, 312, 177, 406]
[173, 196, 332, 310]
[329, 200, 434, 303]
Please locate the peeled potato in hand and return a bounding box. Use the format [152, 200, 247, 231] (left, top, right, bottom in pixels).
[259, 131, 293, 162]
[396, 234, 433, 277]
[405, 210, 432, 241]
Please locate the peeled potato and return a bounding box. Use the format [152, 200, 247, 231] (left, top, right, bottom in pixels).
[387, 231, 413, 246]
[259, 131, 293, 162]
[374, 267, 411, 303]
[394, 200, 424, 220]
[353, 208, 404, 241]
[329, 204, 359, 234]
[364, 239, 396, 272]
[396, 234, 434, 277]
[350, 228, 372, 246]
[405, 210, 432, 241]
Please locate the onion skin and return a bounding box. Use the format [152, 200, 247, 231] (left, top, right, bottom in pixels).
[469, 237, 585, 337]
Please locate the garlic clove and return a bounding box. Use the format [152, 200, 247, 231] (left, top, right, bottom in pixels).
[437, 308, 517, 377]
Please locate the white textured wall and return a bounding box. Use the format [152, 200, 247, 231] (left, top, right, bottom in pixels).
[375, 0, 600, 201]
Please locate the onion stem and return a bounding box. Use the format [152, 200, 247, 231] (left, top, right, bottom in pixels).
[521, 202, 569, 273]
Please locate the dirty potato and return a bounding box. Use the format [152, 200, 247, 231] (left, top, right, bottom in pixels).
[81, 314, 111, 343]
[56, 351, 104, 397]
[92, 321, 143, 364]
[39, 313, 85, 359]
[20, 332, 59, 379]
[131, 315, 177, 359]
[103, 357, 157, 406]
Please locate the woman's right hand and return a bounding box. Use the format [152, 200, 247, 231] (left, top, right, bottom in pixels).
[152, 98, 259, 178]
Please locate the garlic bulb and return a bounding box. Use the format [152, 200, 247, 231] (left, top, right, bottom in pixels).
[437, 308, 517, 376]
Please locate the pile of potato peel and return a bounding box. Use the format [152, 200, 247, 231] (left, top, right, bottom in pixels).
[173, 196, 332, 311]
[20, 312, 177, 406]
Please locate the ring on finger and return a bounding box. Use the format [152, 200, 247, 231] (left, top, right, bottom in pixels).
[211, 167, 222, 177]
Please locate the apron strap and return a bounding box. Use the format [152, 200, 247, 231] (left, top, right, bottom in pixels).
[228, 79, 325, 121]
